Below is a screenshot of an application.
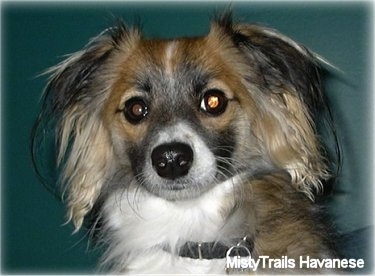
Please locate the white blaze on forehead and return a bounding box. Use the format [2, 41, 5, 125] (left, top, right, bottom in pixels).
[164, 41, 177, 76]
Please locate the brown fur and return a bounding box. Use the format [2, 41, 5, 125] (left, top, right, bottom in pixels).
[244, 173, 336, 273]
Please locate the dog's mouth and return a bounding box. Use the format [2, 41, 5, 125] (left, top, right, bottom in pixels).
[140, 177, 217, 201]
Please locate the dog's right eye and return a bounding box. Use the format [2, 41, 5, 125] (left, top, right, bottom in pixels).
[123, 97, 149, 124]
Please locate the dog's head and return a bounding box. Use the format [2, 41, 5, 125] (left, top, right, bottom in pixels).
[34, 14, 331, 230]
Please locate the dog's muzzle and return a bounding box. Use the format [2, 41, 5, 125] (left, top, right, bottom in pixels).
[151, 142, 194, 180]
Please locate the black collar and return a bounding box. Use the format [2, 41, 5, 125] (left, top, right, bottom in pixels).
[176, 237, 253, 260]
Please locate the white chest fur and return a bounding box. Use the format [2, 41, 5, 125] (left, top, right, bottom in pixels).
[101, 176, 243, 273]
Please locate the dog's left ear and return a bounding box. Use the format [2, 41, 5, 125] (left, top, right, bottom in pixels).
[211, 15, 330, 198]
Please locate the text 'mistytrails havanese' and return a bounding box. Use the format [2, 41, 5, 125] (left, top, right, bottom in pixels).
[32, 12, 340, 274]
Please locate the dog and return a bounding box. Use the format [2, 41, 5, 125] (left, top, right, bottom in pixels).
[33, 13, 339, 273]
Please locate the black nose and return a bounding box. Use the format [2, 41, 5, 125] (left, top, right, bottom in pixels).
[151, 142, 194, 180]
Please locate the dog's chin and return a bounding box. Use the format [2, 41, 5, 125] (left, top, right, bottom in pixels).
[141, 179, 216, 201]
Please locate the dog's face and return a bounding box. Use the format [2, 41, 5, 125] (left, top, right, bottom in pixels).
[104, 36, 259, 201]
[35, 15, 330, 230]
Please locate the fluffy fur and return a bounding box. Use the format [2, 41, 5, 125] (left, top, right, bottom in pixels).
[33, 13, 338, 273]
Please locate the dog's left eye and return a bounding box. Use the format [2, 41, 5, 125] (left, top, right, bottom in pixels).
[200, 89, 228, 116]
[124, 97, 149, 124]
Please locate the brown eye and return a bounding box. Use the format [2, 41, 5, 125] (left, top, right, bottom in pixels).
[124, 97, 149, 124]
[200, 89, 228, 116]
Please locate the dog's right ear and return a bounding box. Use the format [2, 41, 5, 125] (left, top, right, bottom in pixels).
[33, 23, 141, 231]
[45, 23, 141, 118]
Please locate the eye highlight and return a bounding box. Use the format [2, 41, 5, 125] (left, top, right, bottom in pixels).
[200, 89, 228, 116]
[123, 97, 149, 124]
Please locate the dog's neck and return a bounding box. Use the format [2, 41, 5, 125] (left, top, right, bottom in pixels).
[101, 175, 252, 270]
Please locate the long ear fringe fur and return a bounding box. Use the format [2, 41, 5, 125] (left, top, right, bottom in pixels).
[33, 23, 140, 231]
[59, 110, 114, 231]
[212, 13, 334, 198]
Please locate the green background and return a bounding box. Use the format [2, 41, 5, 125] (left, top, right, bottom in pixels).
[2, 1, 373, 273]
